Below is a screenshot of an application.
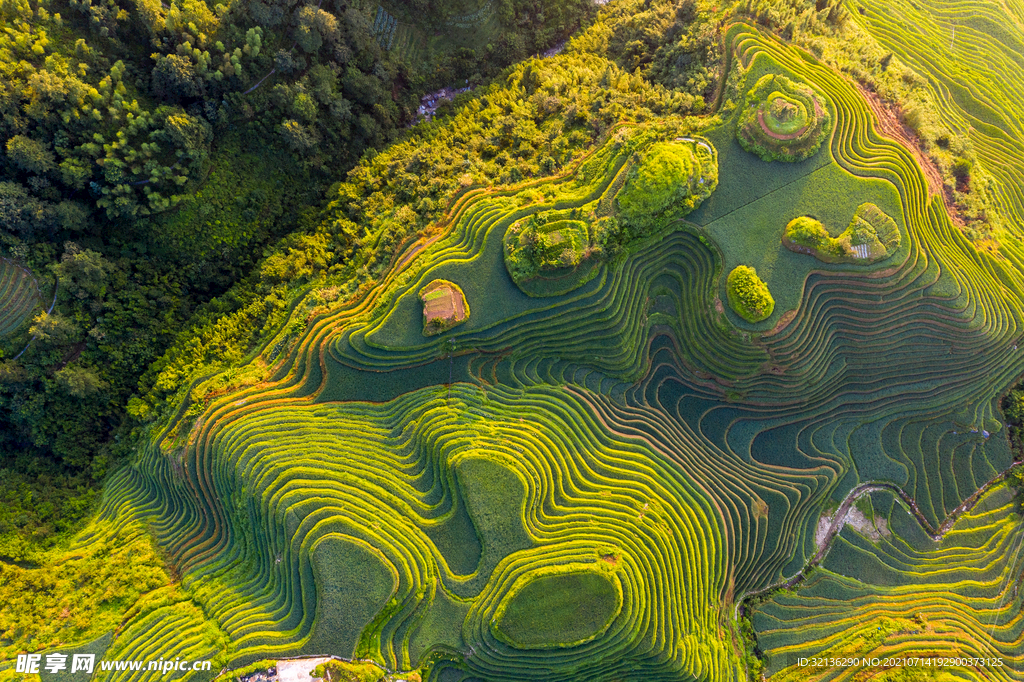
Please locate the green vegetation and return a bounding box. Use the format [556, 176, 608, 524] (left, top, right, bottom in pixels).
[306, 535, 397, 660]
[849, 0, 1021, 241]
[616, 139, 718, 229]
[0, 258, 43, 336]
[503, 135, 717, 295]
[726, 265, 774, 322]
[1001, 382, 1024, 507]
[0, 517, 169, 659]
[764, 94, 808, 135]
[418, 279, 469, 336]
[0, 0, 594, 559]
[218, 660, 279, 682]
[133, 6, 725, 420]
[736, 73, 832, 162]
[844, 202, 900, 256]
[783, 216, 838, 255]
[310, 658, 389, 682]
[731, 0, 1005, 241]
[493, 569, 621, 649]
[755, 485, 1023, 679]
[783, 204, 900, 263]
[508, 219, 590, 274]
[6, 1, 1024, 681]
[503, 216, 605, 294]
[691, 41, 908, 326]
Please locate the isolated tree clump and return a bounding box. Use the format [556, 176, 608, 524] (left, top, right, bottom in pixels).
[152, 54, 203, 103]
[726, 265, 775, 322]
[6, 135, 56, 174]
[617, 139, 718, 234]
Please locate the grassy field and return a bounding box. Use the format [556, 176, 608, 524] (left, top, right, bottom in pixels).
[689, 50, 908, 330]
[306, 535, 398, 659]
[28, 13, 1024, 682]
[493, 570, 621, 648]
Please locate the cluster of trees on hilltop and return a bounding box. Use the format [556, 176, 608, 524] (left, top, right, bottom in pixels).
[0, 0, 595, 560]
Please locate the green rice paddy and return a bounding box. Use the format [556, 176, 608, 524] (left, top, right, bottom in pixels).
[851, 0, 1024, 238]
[492, 569, 621, 649]
[64, 19, 1024, 682]
[755, 483, 1024, 679]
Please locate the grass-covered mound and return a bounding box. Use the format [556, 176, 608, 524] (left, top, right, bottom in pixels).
[783, 216, 842, 259]
[418, 279, 469, 336]
[492, 569, 622, 649]
[528, 220, 589, 271]
[726, 265, 774, 322]
[504, 217, 600, 288]
[737, 74, 832, 162]
[846, 202, 901, 255]
[783, 204, 900, 263]
[617, 140, 718, 231]
[503, 136, 717, 296]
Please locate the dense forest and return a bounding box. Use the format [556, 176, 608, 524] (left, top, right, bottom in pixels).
[0, 0, 997, 563]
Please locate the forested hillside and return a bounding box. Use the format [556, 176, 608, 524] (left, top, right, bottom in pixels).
[0, 0, 594, 560]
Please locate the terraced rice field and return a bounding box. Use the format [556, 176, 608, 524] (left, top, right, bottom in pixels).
[755, 483, 1024, 679]
[850, 0, 1024, 244]
[78, 20, 1024, 682]
[0, 258, 41, 337]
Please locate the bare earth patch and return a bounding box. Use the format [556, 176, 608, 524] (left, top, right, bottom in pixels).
[856, 83, 965, 227]
[276, 658, 332, 682]
[846, 505, 890, 542]
[815, 504, 891, 550]
[764, 309, 797, 337]
[815, 513, 833, 550]
[419, 279, 469, 336]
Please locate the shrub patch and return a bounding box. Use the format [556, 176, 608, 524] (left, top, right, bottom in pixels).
[726, 265, 775, 322]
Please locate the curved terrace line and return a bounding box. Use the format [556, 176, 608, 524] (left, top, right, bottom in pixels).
[736, 460, 1023, 622]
